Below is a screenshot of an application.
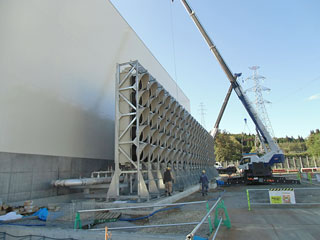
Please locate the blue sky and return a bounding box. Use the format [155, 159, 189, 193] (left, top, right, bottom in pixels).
[110, 0, 320, 138]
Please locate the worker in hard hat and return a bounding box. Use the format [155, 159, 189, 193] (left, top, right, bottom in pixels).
[199, 170, 209, 196]
[163, 167, 174, 196]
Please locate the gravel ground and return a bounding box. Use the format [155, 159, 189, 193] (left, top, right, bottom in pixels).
[132, 189, 224, 238]
[12, 174, 318, 240]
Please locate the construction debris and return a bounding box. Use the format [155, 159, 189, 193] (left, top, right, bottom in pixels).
[0, 211, 23, 221]
[94, 211, 121, 224]
[0, 200, 40, 217]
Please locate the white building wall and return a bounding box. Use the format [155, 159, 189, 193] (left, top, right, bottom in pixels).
[0, 0, 190, 160]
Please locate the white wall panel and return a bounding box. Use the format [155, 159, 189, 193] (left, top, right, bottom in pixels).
[0, 0, 190, 159]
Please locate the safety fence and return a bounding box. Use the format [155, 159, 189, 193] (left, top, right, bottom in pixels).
[298, 172, 320, 185]
[0, 232, 76, 240]
[185, 198, 231, 240]
[223, 156, 320, 171]
[246, 187, 320, 211]
[75, 196, 230, 240]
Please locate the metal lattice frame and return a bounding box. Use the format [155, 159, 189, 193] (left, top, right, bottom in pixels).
[107, 61, 216, 200]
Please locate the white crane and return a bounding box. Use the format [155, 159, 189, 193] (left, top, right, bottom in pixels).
[174, 0, 295, 183]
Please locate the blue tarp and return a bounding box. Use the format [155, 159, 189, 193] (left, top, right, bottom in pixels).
[216, 179, 225, 186]
[194, 236, 208, 240]
[33, 208, 48, 221]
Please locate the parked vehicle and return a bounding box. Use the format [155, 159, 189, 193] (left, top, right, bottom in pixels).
[215, 162, 222, 169]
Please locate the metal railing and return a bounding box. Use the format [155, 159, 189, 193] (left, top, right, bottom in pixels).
[77, 199, 209, 231]
[299, 172, 320, 186]
[77, 200, 207, 214]
[75, 197, 230, 240]
[186, 197, 228, 240]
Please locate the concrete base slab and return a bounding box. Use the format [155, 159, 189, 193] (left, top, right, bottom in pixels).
[3, 183, 320, 240]
[152, 184, 200, 205]
[9, 193, 86, 207]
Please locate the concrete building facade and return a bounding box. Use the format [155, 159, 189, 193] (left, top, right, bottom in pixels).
[0, 0, 190, 202]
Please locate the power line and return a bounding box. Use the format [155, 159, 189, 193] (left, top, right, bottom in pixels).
[274, 75, 320, 104]
[169, 1, 179, 102]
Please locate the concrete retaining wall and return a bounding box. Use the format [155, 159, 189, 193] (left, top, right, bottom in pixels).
[0, 152, 112, 203]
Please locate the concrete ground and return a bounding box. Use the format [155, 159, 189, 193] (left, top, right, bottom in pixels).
[131, 182, 320, 240]
[1, 178, 320, 240]
[217, 184, 320, 240]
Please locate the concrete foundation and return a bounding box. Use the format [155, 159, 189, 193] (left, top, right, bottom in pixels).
[0, 152, 113, 203]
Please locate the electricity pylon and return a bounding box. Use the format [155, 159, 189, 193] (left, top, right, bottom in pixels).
[245, 66, 276, 151]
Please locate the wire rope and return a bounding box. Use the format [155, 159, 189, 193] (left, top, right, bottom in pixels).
[169, 1, 179, 102]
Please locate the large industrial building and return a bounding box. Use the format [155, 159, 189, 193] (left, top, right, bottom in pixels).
[0, 0, 215, 202]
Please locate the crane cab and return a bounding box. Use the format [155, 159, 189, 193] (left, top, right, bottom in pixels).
[239, 153, 273, 182]
[238, 153, 259, 171]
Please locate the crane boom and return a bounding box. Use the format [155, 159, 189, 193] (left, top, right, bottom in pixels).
[210, 84, 233, 139]
[180, 0, 236, 85]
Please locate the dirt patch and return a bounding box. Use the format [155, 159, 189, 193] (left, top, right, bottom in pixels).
[129, 189, 224, 237]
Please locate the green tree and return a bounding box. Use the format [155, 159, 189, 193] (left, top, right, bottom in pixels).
[214, 131, 242, 162]
[306, 130, 320, 156]
[278, 142, 307, 154]
[233, 133, 255, 153]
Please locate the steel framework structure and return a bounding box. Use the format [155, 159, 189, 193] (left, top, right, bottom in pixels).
[107, 61, 216, 200]
[245, 66, 275, 138]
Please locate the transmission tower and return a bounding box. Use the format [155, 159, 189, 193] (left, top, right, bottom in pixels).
[245, 66, 276, 142]
[198, 102, 207, 129]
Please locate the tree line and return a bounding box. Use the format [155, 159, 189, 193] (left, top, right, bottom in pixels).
[214, 129, 320, 163]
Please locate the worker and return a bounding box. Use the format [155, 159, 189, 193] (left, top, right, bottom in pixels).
[163, 167, 174, 196]
[199, 170, 209, 196]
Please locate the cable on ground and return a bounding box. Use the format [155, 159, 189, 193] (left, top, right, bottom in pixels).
[0, 231, 76, 240]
